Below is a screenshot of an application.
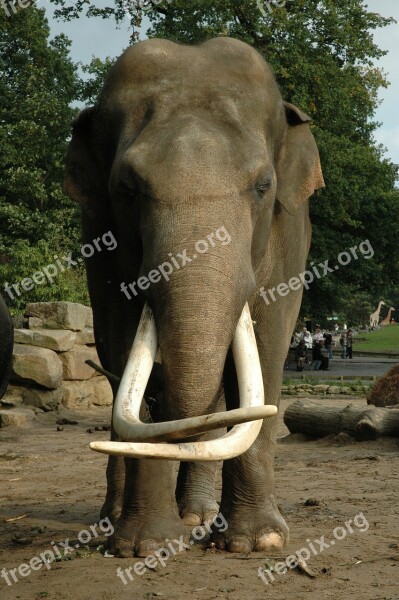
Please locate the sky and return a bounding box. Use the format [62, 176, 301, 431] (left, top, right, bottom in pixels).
[42, 0, 399, 166]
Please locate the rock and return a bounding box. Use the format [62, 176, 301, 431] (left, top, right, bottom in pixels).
[351, 385, 363, 392]
[25, 302, 91, 331]
[12, 344, 63, 389]
[14, 328, 76, 352]
[11, 315, 26, 329]
[0, 407, 36, 427]
[92, 377, 113, 406]
[327, 386, 342, 395]
[76, 327, 95, 345]
[0, 385, 25, 407]
[59, 345, 100, 380]
[304, 498, 320, 506]
[28, 317, 42, 329]
[61, 381, 95, 409]
[85, 309, 93, 328]
[23, 388, 64, 411]
[314, 385, 329, 393]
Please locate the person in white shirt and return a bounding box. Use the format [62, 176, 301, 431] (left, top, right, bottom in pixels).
[300, 328, 313, 366]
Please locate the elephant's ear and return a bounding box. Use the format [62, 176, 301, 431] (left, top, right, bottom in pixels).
[64, 108, 120, 373]
[276, 101, 325, 215]
[64, 107, 106, 209]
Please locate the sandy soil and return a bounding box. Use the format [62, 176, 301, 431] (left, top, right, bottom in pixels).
[1, 396, 398, 600]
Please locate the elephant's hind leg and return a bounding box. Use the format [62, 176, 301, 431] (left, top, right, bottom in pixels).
[100, 454, 125, 525]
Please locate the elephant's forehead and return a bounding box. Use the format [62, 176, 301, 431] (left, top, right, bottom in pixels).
[102, 38, 277, 105]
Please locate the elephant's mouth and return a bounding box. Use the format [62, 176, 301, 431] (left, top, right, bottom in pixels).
[90, 303, 277, 461]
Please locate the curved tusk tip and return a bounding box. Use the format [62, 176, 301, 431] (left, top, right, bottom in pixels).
[90, 441, 107, 453]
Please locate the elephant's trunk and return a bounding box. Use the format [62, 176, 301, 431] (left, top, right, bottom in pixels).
[157, 275, 239, 421]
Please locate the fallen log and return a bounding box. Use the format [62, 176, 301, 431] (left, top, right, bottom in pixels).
[283, 400, 399, 441]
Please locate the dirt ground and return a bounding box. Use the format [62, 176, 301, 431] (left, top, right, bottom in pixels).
[1, 395, 398, 600]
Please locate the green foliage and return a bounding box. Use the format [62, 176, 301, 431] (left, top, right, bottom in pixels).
[2, 238, 89, 314]
[0, 5, 88, 313]
[77, 57, 116, 105]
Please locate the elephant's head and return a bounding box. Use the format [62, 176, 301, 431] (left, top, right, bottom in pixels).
[64, 38, 324, 460]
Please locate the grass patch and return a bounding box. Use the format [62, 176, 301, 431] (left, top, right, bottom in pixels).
[354, 326, 399, 353]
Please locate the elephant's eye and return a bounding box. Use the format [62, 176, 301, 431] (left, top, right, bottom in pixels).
[255, 178, 272, 200]
[118, 180, 136, 196]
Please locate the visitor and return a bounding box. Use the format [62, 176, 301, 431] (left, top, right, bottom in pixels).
[300, 327, 313, 365]
[312, 327, 324, 370]
[301, 327, 313, 350]
[340, 330, 347, 359]
[323, 328, 333, 359]
[295, 340, 307, 371]
[346, 329, 353, 359]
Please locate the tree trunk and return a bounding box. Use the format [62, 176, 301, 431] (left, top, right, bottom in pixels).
[283, 399, 399, 441]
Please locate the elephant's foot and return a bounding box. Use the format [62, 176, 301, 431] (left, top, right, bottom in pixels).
[211, 506, 288, 553]
[109, 515, 188, 558]
[180, 500, 219, 527]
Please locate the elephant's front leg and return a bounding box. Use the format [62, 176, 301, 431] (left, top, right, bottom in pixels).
[109, 457, 187, 557]
[213, 332, 289, 552]
[213, 417, 288, 552]
[176, 457, 220, 527]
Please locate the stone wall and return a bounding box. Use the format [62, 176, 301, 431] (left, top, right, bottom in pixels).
[0, 302, 112, 427]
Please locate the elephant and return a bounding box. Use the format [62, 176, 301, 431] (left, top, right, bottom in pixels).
[64, 37, 324, 557]
[0, 293, 13, 400]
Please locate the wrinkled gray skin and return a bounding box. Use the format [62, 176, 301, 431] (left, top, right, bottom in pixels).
[0, 293, 13, 400]
[65, 37, 324, 557]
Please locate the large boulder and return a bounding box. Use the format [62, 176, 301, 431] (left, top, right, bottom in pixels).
[92, 377, 113, 406]
[76, 327, 95, 345]
[23, 387, 64, 411]
[25, 302, 92, 332]
[59, 345, 100, 380]
[14, 328, 76, 352]
[0, 384, 25, 407]
[12, 344, 63, 389]
[61, 380, 95, 409]
[0, 407, 36, 427]
[367, 364, 399, 407]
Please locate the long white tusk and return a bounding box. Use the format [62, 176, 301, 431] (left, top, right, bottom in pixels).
[90, 302, 276, 460]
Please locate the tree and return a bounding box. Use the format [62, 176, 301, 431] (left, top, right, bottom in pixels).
[0, 4, 88, 312]
[50, 0, 399, 325]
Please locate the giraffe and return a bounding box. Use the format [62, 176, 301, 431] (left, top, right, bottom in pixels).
[370, 301, 385, 328]
[380, 306, 395, 326]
